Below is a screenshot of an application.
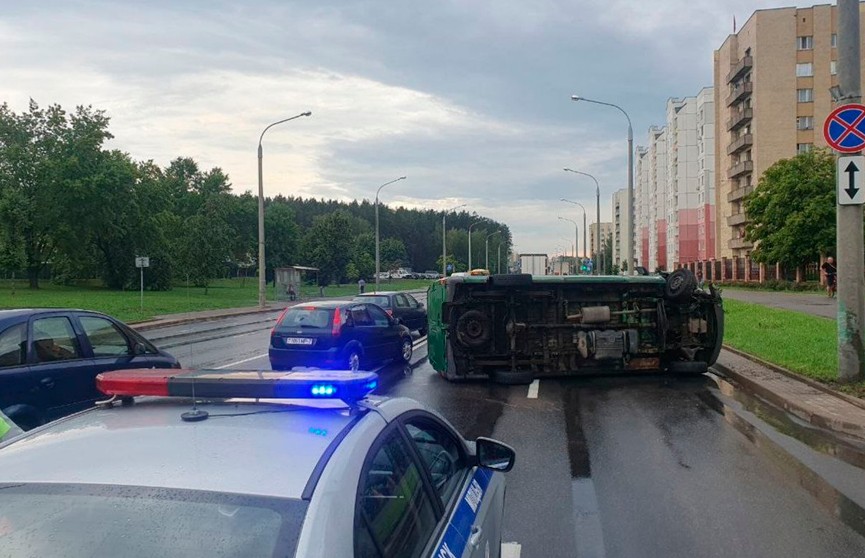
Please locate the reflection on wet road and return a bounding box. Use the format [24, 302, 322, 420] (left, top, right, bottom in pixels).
[155, 301, 865, 558]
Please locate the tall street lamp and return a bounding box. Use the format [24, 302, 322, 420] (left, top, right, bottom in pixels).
[468, 221, 483, 271]
[257, 111, 312, 308]
[560, 198, 587, 258]
[558, 216, 578, 260]
[564, 168, 601, 274]
[571, 95, 633, 273]
[497, 243, 503, 274]
[442, 203, 467, 276]
[375, 176, 407, 291]
[485, 231, 501, 271]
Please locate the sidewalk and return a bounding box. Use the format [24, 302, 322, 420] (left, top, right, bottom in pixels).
[722, 288, 835, 319]
[714, 348, 865, 441]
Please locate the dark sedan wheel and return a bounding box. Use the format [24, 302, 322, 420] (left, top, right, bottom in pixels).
[400, 338, 413, 363]
[346, 348, 362, 371]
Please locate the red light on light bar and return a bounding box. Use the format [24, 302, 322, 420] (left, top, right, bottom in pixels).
[96, 368, 173, 396]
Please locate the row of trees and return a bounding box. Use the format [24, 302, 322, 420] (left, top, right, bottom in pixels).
[0, 100, 512, 290]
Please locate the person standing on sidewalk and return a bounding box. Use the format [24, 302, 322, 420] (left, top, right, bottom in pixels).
[358, 278, 366, 294]
[821, 257, 837, 298]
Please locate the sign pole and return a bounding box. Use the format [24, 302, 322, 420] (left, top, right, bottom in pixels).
[140, 267, 144, 312]
[837, 0, 865, 382]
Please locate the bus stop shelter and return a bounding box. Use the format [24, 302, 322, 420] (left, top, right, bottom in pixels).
[275, 266, 319, 301]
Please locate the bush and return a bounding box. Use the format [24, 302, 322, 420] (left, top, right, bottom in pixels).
[714, 280, 822, 292]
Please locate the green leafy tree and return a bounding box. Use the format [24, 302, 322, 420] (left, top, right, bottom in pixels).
[744, 149, 835, 266]
[380, 238, 409, 270]
[177, 211, 233, 294]
[265, 202, 299, 283]
[300, 211, 353, 285]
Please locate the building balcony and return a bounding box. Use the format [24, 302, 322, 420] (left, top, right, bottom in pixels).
[727, 160, 754, 179]
[726, 56, 754, 84]
[726, 82, 753, 107]
[727, 108, 753, 131]
[727, 212, 748, 226]
[727, 184, 754, 202]
[727, 134, 753, 155]
[729, 238, 753, 250]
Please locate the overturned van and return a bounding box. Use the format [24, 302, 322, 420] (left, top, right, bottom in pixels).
[427, 270, 723, 383]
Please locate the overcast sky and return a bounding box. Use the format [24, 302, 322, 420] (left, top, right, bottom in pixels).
[0, 0, 815, 254]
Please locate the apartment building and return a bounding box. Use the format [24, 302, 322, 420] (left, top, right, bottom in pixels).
[611, 188, 632, 269]
[589, 221, 613, 257]
[648, 127, 668, 271]
[665, 97, 700, 267]
[635, 147, 650, 268]
[696, 87, 716, 261]
[714, 4, 865, 259]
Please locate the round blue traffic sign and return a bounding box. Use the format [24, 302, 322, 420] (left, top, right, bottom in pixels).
[824, 104, 865, 153]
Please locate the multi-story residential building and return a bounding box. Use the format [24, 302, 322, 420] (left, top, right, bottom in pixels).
[696, 87, 716, 261]
[589, 221, 613, 260]
[647, 127, 668, 271]
[611, 188, 632, 269]
[713, 4, 865, 259]
[635, 147, 650, 268]
[665, 96, 700, 267]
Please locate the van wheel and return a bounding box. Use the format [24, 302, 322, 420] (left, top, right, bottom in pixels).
[665, 269, 697, 302]
[456, 310, 491, 348]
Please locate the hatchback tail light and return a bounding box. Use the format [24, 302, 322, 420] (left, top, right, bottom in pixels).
[332, 307, 343, 336]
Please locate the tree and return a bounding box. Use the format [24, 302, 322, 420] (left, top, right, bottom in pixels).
[0, 100, 112, 288]
[265, 202, 299, 283]
[301, 211, 353, 285]
[744, 149, 836, 266]
[380, 238, 409, 270]
[177, 211, 233, 294]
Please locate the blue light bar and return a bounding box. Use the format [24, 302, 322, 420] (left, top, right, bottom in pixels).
[97, 369, 380, 404]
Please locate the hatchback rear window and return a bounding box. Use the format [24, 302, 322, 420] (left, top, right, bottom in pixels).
[277, 307, 333, 330]
[355, 296, 390, 308]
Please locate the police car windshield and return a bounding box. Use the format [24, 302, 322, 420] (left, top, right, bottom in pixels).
[0, 483, 307, 557]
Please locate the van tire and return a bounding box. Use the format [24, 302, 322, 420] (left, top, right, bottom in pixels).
[455, 310, 492, 348]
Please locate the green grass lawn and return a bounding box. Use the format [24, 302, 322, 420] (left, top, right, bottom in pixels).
[0, 277, 428, 323]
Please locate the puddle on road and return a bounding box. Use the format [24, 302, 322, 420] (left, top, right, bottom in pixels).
[700, 374, 865, 472]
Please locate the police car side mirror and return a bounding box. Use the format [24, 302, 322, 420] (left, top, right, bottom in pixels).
[476, 437, 515, 472]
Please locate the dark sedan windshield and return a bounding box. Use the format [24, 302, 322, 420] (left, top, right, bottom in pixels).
[0, 483, 307, 558]
[354, 296, 390, 308]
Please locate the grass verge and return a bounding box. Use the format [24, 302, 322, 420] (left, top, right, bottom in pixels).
[0, 278, 428, 323]
[723, 298, 865, 397]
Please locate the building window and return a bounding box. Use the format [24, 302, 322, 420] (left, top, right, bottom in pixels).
[831, 61, 837, 75]
[797, 116, 814, 130]
[797, 143, 813, 154]
[797, 88, 813, 102]
[797, 36, 813, 50]
[832, 33, 838, 48]
[796, 63, 813, 77]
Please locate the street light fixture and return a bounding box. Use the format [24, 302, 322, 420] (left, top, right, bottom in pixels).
[571, 95, 634, 273]
[468, 220, 483, 271]
[442, 203, 467, 276]
[558, 216, 578, 260]
[257, 111, 312, 308]
[485, 231, 501, 271]
[560, 198, 587, 258]
[564, 168, 601, 274]
[375, 176, 407, 291]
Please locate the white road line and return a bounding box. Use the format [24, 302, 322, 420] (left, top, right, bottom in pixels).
[413, 337, 428, 349]
[501, 542, 522, 558]
[527, 379, 540, 399]
[214, 354, 269, 369]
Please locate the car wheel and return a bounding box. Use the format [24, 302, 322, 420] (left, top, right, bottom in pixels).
[400, 338, 413, 363]
[664, 269, 697, 302]
[346, 348, 362, 371]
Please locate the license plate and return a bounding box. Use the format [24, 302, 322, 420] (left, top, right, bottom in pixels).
[285, 337, 314, 346]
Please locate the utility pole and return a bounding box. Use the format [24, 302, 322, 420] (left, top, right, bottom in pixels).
[837, 0, 865, 382]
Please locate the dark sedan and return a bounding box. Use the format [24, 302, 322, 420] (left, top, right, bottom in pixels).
[0, 309, 179, 430]
[352, 291, 427, 335]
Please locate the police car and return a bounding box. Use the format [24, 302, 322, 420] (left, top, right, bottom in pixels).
[0, 369, 515, 558]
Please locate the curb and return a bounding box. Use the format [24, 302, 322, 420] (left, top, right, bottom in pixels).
[715, 346, 865, 439]
[131, 289, 429, 333]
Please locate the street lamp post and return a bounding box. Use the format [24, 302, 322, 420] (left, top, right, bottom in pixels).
[564, 168, 601, 274]
[558, 217, 578, 262]
[443, 203, 468, 276]
[485, 231, 501, 271]
[375, 176, 407, 291]
[257, 111, 312, 308]
[571, 95, 633, 273]
[497, 243, 502, 274]
[560, 198, 587, 258]
[468, 221, 483, 271]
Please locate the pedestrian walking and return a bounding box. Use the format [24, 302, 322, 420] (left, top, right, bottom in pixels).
[358, 278, 366, 294]
[821, 257, 837, 298]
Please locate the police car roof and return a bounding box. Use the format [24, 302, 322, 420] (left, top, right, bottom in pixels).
[0, 398, 359, 499]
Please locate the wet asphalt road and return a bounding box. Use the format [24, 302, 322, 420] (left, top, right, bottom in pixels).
[147, 297, 865, 558]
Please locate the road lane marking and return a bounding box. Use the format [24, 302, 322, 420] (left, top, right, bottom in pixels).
[527, 379, 540, 399]
[572, 478, 607, 558]
[501, 542, 521, 558]
[215, 354, 269, 369]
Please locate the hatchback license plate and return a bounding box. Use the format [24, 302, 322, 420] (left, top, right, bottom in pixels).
[285, 337, 314, 346]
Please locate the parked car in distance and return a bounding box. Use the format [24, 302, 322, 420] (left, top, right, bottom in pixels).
[422, 270, 441, 279]
[0, 309, 179, 430]
[269, 301, 414, 371]
[352, 291, 428, 335]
